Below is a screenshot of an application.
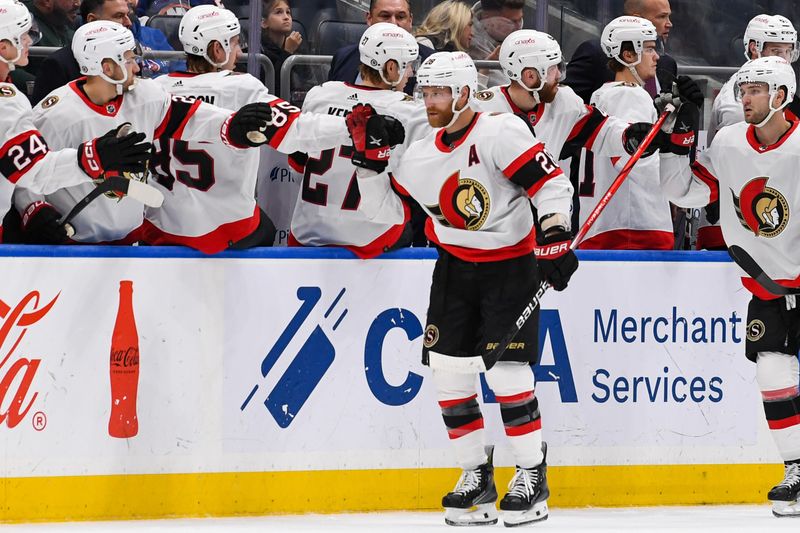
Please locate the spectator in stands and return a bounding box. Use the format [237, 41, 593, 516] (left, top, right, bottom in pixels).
[28, 0, 79, 48]
[30, 0, 132, 103]
[125, 0, 181, 77]
[261, 0, 302, 88]
[414, 0, 473, 52]
[467, 0, 523, 61]
[564, 0, 677, 103]
[327, 0, 433, 96]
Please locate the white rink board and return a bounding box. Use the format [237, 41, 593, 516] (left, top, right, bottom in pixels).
[0, 248, 773, 479]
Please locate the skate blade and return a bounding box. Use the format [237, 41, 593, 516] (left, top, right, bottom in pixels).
[772, 500, 800, 517]
[502, 501, 549, 527]
[444, 503, 499, 526]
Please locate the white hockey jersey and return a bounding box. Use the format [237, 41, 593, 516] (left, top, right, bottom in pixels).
[707, 74, 741, 146]
[148, 71, 350, 253]
[17, 77, 234, 243]
[661, 120, 800, 299]
[0, 82, 91, 242]
[360, 112, 572, 261]
[576, 82, 674, 250]
[471, 84, 631, 162]
[289, 81, 431, 258]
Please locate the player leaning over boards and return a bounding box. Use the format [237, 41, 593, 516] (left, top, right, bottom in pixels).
[15, 20, 284, 245]
[147, 5, 349, 253]
[0, 0, 152, 243]
[659, 56, 800, 517]
[469, 27, 683, 232]
[345, 51, 577, 526]
[288, 23, 430, 258]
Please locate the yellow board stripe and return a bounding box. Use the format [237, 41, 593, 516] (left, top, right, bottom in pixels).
[0, 464, 781, 524]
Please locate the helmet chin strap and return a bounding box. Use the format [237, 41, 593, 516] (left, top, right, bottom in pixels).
[204, 50, 230, 70]
[445, 89, 468, 128]
[755, 93, 788, 128]
[100, 65, 128, 96]
[615, 53, 645, 86]
[0, 44, 23, 71]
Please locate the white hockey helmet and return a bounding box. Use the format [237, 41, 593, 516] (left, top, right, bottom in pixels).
[601, 16, 658, 67]
[72, 21, 137, 93]
[743, 14, 799, 62]
[0, 0, 40, 68]
[736, 56, 797, 128]
[499, 30, 565, 92]
[417, 51, 477, 127]
[358, 22, 419, 87]
[179, 5, 241, 68]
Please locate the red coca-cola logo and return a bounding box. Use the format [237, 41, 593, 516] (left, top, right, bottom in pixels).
[0, 291, 59, 429]
[110, 346, 139, 368]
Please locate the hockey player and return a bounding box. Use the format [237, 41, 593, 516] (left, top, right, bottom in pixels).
[574, 16, 674, 249]
[659, 56, 800, 517]
[0, 0, 152, 243]
[470, 28, 675, 232]
[345, 51, 577, 526]
[145, 5, 350, 253]
[15, 20, 279, 244]
[287, 23, 430, 258]
[699, 14, 799, 250]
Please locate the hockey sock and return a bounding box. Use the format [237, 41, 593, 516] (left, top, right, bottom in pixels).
[486, 363, 544, 469]
[431, 368, 487, 469]
[757, 351, 800, 461]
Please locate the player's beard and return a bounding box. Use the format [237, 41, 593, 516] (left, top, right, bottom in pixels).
[427, 106, 455, 128]
[744, 107, 769, 125]
[538, 81, 558, 104]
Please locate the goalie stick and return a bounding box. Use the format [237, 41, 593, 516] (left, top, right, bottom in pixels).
[428, 103, 677, 373]
[727, 245, 800, 296]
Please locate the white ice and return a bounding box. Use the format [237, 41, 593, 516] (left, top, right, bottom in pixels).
[2, 506, 799, 532]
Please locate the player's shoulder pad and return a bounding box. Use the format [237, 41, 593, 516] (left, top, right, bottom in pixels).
[1, 82, 33, 116]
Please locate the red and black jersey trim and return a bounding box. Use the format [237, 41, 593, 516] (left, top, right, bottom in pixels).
[288, 151, 307, 173]
[503, 142, 564, 197]
[265, 99, 301, 149]
[155, 96, 202, 141]
[559, 105, 608, 160]
[689, 160, 719, 203]
[0, 130, 49, 184]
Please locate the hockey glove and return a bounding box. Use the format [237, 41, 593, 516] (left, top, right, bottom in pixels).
[656, 100, 698, 155]
[78, 125, 152, 181]
[674, 75, 704, 108]
[21, 201, 69, 244]
[705, 198, 720, 225]
[346, 103, 405, 173]
[535, 227, 578, 292]
[622, 122, 660, 158]
[226, 102, 273, 147]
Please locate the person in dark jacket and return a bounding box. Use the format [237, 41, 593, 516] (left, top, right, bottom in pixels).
[260, 0, 301, 90]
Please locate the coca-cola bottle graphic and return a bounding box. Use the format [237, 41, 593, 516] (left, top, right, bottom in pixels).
[108, 280, 140, 438]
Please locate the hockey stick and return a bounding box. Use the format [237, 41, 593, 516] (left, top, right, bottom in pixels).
[59, 175, 164, 238]
[728, 245, 800, 296]
[428, 104, 677, 373]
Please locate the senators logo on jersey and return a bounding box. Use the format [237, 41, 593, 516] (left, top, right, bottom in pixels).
[731, 177, 789, 238]
[426, 171, 491, 231]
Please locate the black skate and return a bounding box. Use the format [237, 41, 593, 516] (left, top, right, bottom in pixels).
[443, 445, 498, 526]
[769, 462, 800, 517]
[500, 442, 549, 527]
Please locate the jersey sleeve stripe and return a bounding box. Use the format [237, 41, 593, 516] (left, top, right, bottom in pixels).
[389, 173, 411, 197]
[559, 105, 608, 159]
[503, 142, 564, 197]
[690, 160, 719, 203]
[154, 98, 202, 140]
[0, 130, 49, 184]
[265, 101, 301, 150]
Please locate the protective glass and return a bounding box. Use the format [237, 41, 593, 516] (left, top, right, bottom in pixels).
[27, 20, 41, 46]
[415, 85, 454, 104]
[761, 42, 800, 63]
[734, 82, 770, 102]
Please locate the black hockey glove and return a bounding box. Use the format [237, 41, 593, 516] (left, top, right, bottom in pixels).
[227, 102, 273, 147]
[622, 122, 660, 158]
[674, 75, 704, 108]
[21, 201, 69, 244]
[78, 124, 152, 181]
[656, 100, 698, 155]
[705, 198, 720, 225]
[346, 103, 405, 173]
[535, 227, 578, 292]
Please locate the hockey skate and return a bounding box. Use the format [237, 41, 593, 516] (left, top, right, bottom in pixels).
[442, 445, 498, 526]
[769, 462, 800, 517]
[500, 442, 549, 527]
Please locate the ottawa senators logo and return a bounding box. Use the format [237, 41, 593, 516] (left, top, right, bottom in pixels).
[474, 89, 494, 101]
[41, 95, 59, 109]
[731, 177, 789, 238]
[426, 171, 490, 230]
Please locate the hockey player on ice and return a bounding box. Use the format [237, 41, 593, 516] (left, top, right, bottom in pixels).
[15, 21, 286, 245]
[146, 5, 350, 253]
[698, 14, 800, 250]
[0, 0, 152, 243]
[574, 16, 675, 250]
[344, 51, 577, 527]
[288, 23, 430, 258]
[469, 27, 669, 232]
[659, 56, 800, 517]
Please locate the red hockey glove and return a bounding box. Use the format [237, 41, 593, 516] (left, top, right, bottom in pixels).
[21, 201, 69, 244]
[77, 124, 152, 180]
[346, 103, 405, 173]
[535, 227, 578, 291]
